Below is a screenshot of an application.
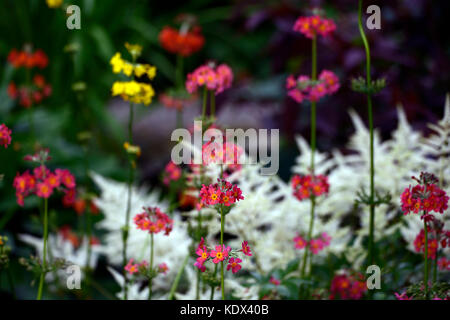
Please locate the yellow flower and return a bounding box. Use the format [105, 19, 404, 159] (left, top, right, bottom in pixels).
[122, 62, 134, 77]
[124, 142, 141, 157]
[146, 66, 157, 80]
[124, 81, 140, 96]
[46, 0, 63, 8]
[112, 82, 125, 96]
[110, 53, 124, 74]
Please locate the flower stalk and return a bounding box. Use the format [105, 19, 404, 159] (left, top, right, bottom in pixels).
[36, 197, 48, 300]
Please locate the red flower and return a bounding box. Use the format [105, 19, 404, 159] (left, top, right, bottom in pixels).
[0, 124, 12, 148]
[293, 14, 336, 39]
[226, 257, 242, 274]
[133, 207, 173, 235]
[330, 272, 366, 300]
[292, 174, 329, 201]
[199, 179, 244, 207]
[186, 62, 233, 95]
[159, 26, 204, 57]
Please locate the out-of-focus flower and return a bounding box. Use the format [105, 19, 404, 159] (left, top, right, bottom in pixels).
[133, 207, 173, 235]
[438, 257, 450, 271]
[291, 174, 329, 201]
[0, 124, 12, 148]
[330, 272, 366, 300]
[8, 75, 52, 108]
[163, 161, 182, 185]
[46, 0, 63, 8]
[185, 62, 233, 95]
[395, 292, 413, 300]
[269, 276, 281, 286]
[125, 258, 140, 275]
[241, 241, 252, 256]
[286, 70, 340, 104]
[413, 228, 438, 259]
[293, 14, 336, 39]
[8, 48, 48, 69]
[158, 263, 169, 274]
[227, 257, 242, 274]
[112, 81, 155, 105]
[159, 25, 204, 57]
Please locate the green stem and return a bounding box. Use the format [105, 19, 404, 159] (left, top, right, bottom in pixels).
[220, 204, 225, 300]
[122, 102, 135, 300]
[37, 197, 48, 300]
[210, 264, 218, 300]
[358, 0, 376, 267]
[176, 54, 184, 90]
[202, 87, 208, 118]
[210, 91, 216, 118]
[423, 216, 428, 299]
[148, 233, 154, 300]
[195, 209, 203, 300]
[168, 252, 189, 300]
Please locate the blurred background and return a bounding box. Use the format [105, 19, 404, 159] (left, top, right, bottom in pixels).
[0, 0, 449, 298]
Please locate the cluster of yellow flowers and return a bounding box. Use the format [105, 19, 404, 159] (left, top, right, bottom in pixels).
[46, 0, 63, 8]
[110, 44, 157, 106]
[110, 53, 157, 80]
[112, 81, 155, 105]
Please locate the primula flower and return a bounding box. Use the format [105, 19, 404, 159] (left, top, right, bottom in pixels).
[158, 263, 169, 274]
[394, 292, 413, 300]
[309, 238, 324, 254]
[330, 272, 366, 300]
[400, 182, 449, 215]
[293, 235, 307, 249]
[163, 161, 182, 185]
[286, 70, 340, 104]
[124, 258, 140, 275]
[292, 174, 330, 201]
[13, 153, 76, 206]
[133, 207, 173, 235]
[59, 226, 80, 248]
[185, 62, 233, 95]
[270, 277, 281, 286]
[8, 48, 48, 69]
[241, 241, 252, 256]
[293, 14, 336, 39]
[159, 25, 204, 57]
[210, 244, 230, 264]
[199, 179, 244, 207]
[226, 257, 242, 274]
[8, 76, 52, 108]
[438, 258, 450, 271]
[0, 124, 12, 148]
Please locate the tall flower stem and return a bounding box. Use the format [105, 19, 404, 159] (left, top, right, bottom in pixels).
[202, 87, 208, 118]
[220, 204, 225, 300]
[168, 252, 189, 300]
[195, 209, 203, 300]
[210, 92, 216, 118]
[423, 215, 429, 299]
[148, 233, 154, 300]
[358, 0, 376, 267]
[36, 197, 48, 300]
[122, 102, 135, 300]
[299, 34, 317, 299]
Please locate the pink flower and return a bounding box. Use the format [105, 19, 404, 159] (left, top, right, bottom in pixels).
[124, 258, 139, 275]
[286, 71, 339, 104]
[163, 161, 182, 185]
[56, 169, 76, 189]
[321, 232, 332, 246]
[438, 257, 450, 271]
[330, 272, 366, 300]
[309, 239, 324, 254]
[0, 124, 12, 148]
[133, 207, 173, 235]
[292, 174, 330, 201]
[210, 244, 230, 264]
[226, 257, 242, 274]
[185, 62, 233, 95]
[293, 235, 307, 250]
[293, 15, 336, 39]
[199, 179, 244, 207]
[36, 182, 53, 199]
[241, 241, 252, 256]
[196, 246, 210, 264]
[270, 276, 281, 286]
[394, 292, 413, 300]
[158, 263, 169, 274]
[194, 261, 206, 272]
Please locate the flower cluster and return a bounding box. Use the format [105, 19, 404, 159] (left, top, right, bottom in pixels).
[400, 180, 448, 216]
[194, 238, 251, 273]
[286, 70, 340, 103]
[110, 52, 156, 79]
[8, 48, 48, 69]
[159, 92, 196, 111]
[163, 161, 182, 185]
[438, 258, 450, 271]
[133, 207, 173, 235]
[293, 15, 336, 39]
[202, 141, 243, 166]
[293, 232, 331, 254]
[110, 45, 157, 106]
[13, 163, 76, 206]
[329, 272, 366, 300]
[0, 124, 12, 148]
[413, 228, 438, 259]
[291, 174, 330, 201]
[124, 258, 170, 277]
[186, 62, 233, 95]
[159, 26, 204, 57]
[199, 179, 244, 207]
[413, 221, 450, 260]
[8, 75, 52, 108]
